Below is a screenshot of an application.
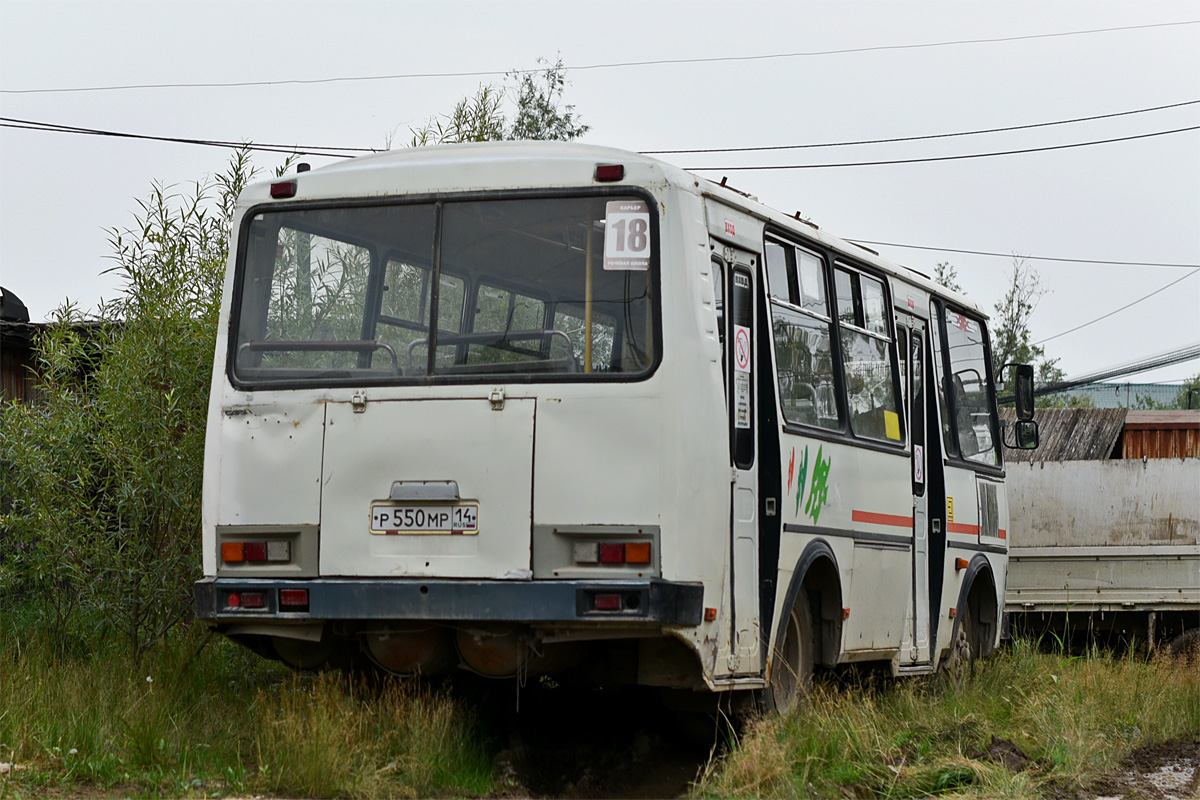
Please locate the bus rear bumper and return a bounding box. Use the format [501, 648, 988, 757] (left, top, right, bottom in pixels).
[194, 577, 705, 626]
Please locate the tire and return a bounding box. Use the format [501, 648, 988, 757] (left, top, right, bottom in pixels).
[763, 595, 815, 715]
[942, 604, 975, 685]
[1169, 629, 1200, 660]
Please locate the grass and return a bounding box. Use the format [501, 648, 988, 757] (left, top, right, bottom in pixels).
[2, 625, 1196, 799]
[0, 623, 496, 799]
[694, 638, 1200, 799]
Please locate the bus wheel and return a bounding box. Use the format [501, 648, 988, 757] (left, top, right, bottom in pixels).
[763, 596, 814, 714]
[943, 604, 974, 684]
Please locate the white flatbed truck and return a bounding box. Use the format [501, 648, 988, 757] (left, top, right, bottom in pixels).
[1004, 416, 1199, 654]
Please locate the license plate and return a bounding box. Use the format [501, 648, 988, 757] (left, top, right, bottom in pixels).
[370, 503, 479, 534]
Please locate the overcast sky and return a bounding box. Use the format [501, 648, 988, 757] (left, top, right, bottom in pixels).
[2, 1, 1197, 383]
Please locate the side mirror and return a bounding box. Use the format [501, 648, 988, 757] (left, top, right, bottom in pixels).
[1013, 419, 1039, 450]
[1012, 364, 1035, 421]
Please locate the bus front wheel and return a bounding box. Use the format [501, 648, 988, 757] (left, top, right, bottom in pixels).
[763, 595, 814, 714]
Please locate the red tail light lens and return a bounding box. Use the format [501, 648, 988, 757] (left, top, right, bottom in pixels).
[594, 593, 621, 610]
[598, 543, 625, 563]
[244, 542, 268, 562]
[279, 589, 309, 609]
[239, 591, 266, 609]
[270, 180, 297, 198]
[594, 164, 624, 182]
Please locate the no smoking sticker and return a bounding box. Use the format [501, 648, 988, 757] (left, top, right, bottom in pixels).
[733, 325, 751, 373]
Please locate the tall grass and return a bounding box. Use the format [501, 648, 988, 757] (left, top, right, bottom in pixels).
[255, 672, 494, 798]
[0, 624, 495, 798]
[696, 640, 1200, 799]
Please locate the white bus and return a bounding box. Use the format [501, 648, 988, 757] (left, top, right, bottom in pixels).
[195, 142, 1037, 708]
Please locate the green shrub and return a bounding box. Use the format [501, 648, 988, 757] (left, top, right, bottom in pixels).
[0, 150, 253, 660]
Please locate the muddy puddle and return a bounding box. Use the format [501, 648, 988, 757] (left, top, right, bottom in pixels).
[1073, 741, 1200, 800]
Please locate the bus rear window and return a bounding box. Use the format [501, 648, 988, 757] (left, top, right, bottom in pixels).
[231, 195, 657, 385]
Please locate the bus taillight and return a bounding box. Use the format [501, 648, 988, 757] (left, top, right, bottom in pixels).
[573, 541, 652, 565]
[599, 543, 625, 563]
[279, 589, 309, 610]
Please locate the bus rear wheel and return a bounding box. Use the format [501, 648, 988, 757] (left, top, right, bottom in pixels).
[763, 595, 814, 714]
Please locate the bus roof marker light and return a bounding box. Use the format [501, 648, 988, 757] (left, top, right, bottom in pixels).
[594, 164, 624, 182]
[270, 180, 297, 199]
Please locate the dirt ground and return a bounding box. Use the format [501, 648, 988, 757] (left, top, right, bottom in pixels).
[4, 739, 1197, 799]
[1061, 741, 1200, 800]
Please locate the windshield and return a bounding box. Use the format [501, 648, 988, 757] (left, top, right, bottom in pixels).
[940, 309, 999, 466]
[230, 194, 657, 385]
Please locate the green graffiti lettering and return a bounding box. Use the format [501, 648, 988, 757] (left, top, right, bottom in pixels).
[805, 445, 831, 524]
[794, 445, 809, 517]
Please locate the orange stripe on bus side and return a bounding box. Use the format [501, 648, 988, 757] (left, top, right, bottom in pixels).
[851, 510, 914, 528]
[852, 513, 1007, 540]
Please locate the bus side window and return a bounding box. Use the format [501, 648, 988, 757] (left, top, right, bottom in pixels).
[712, 257, 726, 386]
[712, 257, 725, 347]
[940, 310, 998, 465]
[731, 268, 754, 469]
[767, 239, 838, 431]
[929, 303, 954, 456]
[552, 306, 616, 371]
[835, 268, 902, 443]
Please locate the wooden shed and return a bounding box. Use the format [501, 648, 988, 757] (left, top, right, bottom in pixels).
[1121, 410, 1200, 459]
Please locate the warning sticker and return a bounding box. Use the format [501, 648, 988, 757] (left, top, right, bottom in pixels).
[914, 444, 924, 484]
[603, 200, 651, 271]
[733, 325, 751, 373]
[735, 372, 751, 429]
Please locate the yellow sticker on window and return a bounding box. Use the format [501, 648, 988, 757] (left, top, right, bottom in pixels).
[884, 410, 901, 441]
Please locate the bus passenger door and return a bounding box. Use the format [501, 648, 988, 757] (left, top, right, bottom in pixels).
[905, 318, 933, 664]
[726, 255, 762, 676]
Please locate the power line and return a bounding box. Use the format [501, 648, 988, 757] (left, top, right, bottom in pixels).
[645, 100, 1200, 155]
[8, 114, 1197, 172]
[687, 125, 1200, 170]
[1036, 342, 1200, 396]
[2, 21, 1196, 95]
[1034, 268, 1200, 346]
[0, 117, 368, 158]
[848, 240, 1200, 269]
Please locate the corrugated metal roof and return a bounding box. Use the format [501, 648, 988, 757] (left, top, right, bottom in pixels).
[1000, 407, 1127, 462]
